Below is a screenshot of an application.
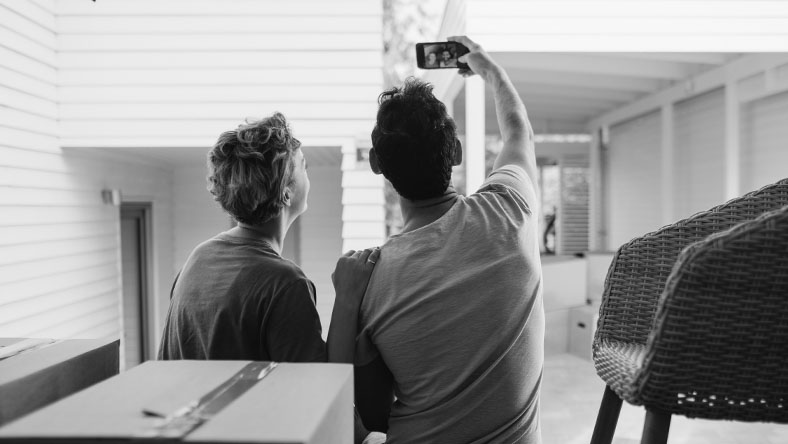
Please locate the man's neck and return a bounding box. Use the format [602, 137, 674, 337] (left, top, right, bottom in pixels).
[399, 186, 460, 233]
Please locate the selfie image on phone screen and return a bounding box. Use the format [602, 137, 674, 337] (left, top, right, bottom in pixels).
[416, 42, 469, 70]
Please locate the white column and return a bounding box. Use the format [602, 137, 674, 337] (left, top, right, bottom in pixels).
[660, 104, 675, 225]
[724, 82, 741, 200]
[589, 128, 602, 251]
[465, 76, 486, 195]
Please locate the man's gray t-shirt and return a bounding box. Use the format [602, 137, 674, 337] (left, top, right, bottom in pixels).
[357, 165, 544, 444]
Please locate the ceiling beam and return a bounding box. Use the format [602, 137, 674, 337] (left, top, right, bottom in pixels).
[502, 68, 668, 93]
[599, 53, 737, 66]
[492, 52, 698, 80]
[588, 53, 788, 129]
[459, 86, 626, 113]
[511, 82, 642, 104]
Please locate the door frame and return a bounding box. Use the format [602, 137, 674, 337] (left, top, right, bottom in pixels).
[120, 202, 153, 364]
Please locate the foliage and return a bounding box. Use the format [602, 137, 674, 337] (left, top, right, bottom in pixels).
[381, 0, 444, 235]
[382, 0, 443, 88]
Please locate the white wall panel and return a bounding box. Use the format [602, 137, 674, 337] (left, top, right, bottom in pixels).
[605, 111, 662, 250]
[298, 161, 344, 336]
[172, 166, 229, 271]
[465, 1, 788, 51]
[741, 91, 788, 191]
[673, 88, 725, 219]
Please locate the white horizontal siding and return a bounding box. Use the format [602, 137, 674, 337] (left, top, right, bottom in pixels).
[340, 143, 385, 252]
[741, 91, 788, 191]
[673, 88, 725, 219]
[0, 0, 176, 343]
[54, 1, 380, 16]
[0, 150, 175, 342]
[55, 0, 383, 148]
[59, 121, 377, 148]
[0, 236, 116, 266]
[1, 1, 56, 31]
[58, 85, 382, 102]
[58, 52, 383, 70]
[58, 34, 380, 51]
[0, 44, 56, 82]
[57, 16, 380, 34]
[59, 103, 378, 120]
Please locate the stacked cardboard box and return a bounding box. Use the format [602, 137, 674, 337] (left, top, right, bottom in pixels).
[0, 360, 353, 444]
[0, 338, 119, 425]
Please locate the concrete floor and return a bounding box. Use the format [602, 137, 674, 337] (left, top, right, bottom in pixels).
[541, 354, 788, 444]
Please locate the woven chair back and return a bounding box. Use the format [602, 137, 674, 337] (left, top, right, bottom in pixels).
[597, 178, 788, 347]
[639, 205, 788, 422]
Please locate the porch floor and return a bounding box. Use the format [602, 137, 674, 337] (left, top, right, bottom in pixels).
[542, 354, 788, 444]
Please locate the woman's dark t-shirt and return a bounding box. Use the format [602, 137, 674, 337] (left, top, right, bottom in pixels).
[157, 231, 326, 362]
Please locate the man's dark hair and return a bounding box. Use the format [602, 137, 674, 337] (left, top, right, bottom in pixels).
[207, 112, 300, 225]
[371, 78, 457, 200]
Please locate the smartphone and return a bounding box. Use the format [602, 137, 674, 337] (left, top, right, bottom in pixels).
[416, 41, 469, 70]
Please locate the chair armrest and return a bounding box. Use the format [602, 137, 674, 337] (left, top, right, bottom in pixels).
[594, 178, 788, 348]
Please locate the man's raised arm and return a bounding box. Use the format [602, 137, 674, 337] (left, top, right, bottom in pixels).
[449, 36, 537, 189]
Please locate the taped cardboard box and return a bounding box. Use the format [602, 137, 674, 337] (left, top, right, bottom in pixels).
[0, 360, 353, 444]
[0, 338, 119, 426]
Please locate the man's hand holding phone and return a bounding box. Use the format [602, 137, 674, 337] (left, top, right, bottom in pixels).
[447, 35, 502, 81]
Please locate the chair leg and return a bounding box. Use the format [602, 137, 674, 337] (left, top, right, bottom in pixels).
[590, 385, 623, 444]
[641, 408, 671, 444]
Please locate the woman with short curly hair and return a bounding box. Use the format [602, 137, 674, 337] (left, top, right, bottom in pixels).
[157, 112, 324, 362]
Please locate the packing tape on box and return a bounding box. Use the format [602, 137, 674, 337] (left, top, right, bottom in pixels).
[136, 361, 278, 439]
[0, 338, 59, 361]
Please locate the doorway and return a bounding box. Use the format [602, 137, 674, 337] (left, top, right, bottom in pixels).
[120, 203, 152, 369]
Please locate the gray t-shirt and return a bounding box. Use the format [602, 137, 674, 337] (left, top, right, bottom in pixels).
[357, 165, 544, 444]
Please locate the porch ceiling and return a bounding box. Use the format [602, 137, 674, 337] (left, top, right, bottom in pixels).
[450, 52, 741, 135]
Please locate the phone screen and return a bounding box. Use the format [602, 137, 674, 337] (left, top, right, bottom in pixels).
[416, 42, 469, 70]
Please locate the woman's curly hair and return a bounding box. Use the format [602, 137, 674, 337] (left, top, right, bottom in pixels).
[207, 112, 301, 225]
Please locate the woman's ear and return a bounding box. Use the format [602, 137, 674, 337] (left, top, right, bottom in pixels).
[369, 148, 383, 175]
[452, 138, 463, 166]
[283, 187, 292, 207]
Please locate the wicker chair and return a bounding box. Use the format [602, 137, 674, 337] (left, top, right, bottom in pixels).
[590, 178, 788, 444]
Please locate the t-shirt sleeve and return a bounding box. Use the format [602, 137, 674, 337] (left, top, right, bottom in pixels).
[265, 278, 327, 363]
[476, 164, 537, 218]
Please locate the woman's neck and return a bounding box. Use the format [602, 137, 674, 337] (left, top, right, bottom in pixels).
[399, 186, 460, 233]
[234, 217, 287, 253]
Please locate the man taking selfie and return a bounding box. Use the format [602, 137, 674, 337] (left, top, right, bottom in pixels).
[328, 36, 544, 444]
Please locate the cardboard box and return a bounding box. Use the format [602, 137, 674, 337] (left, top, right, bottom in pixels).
[0, 360, 353, 444]
[0, 338, 119, 426]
